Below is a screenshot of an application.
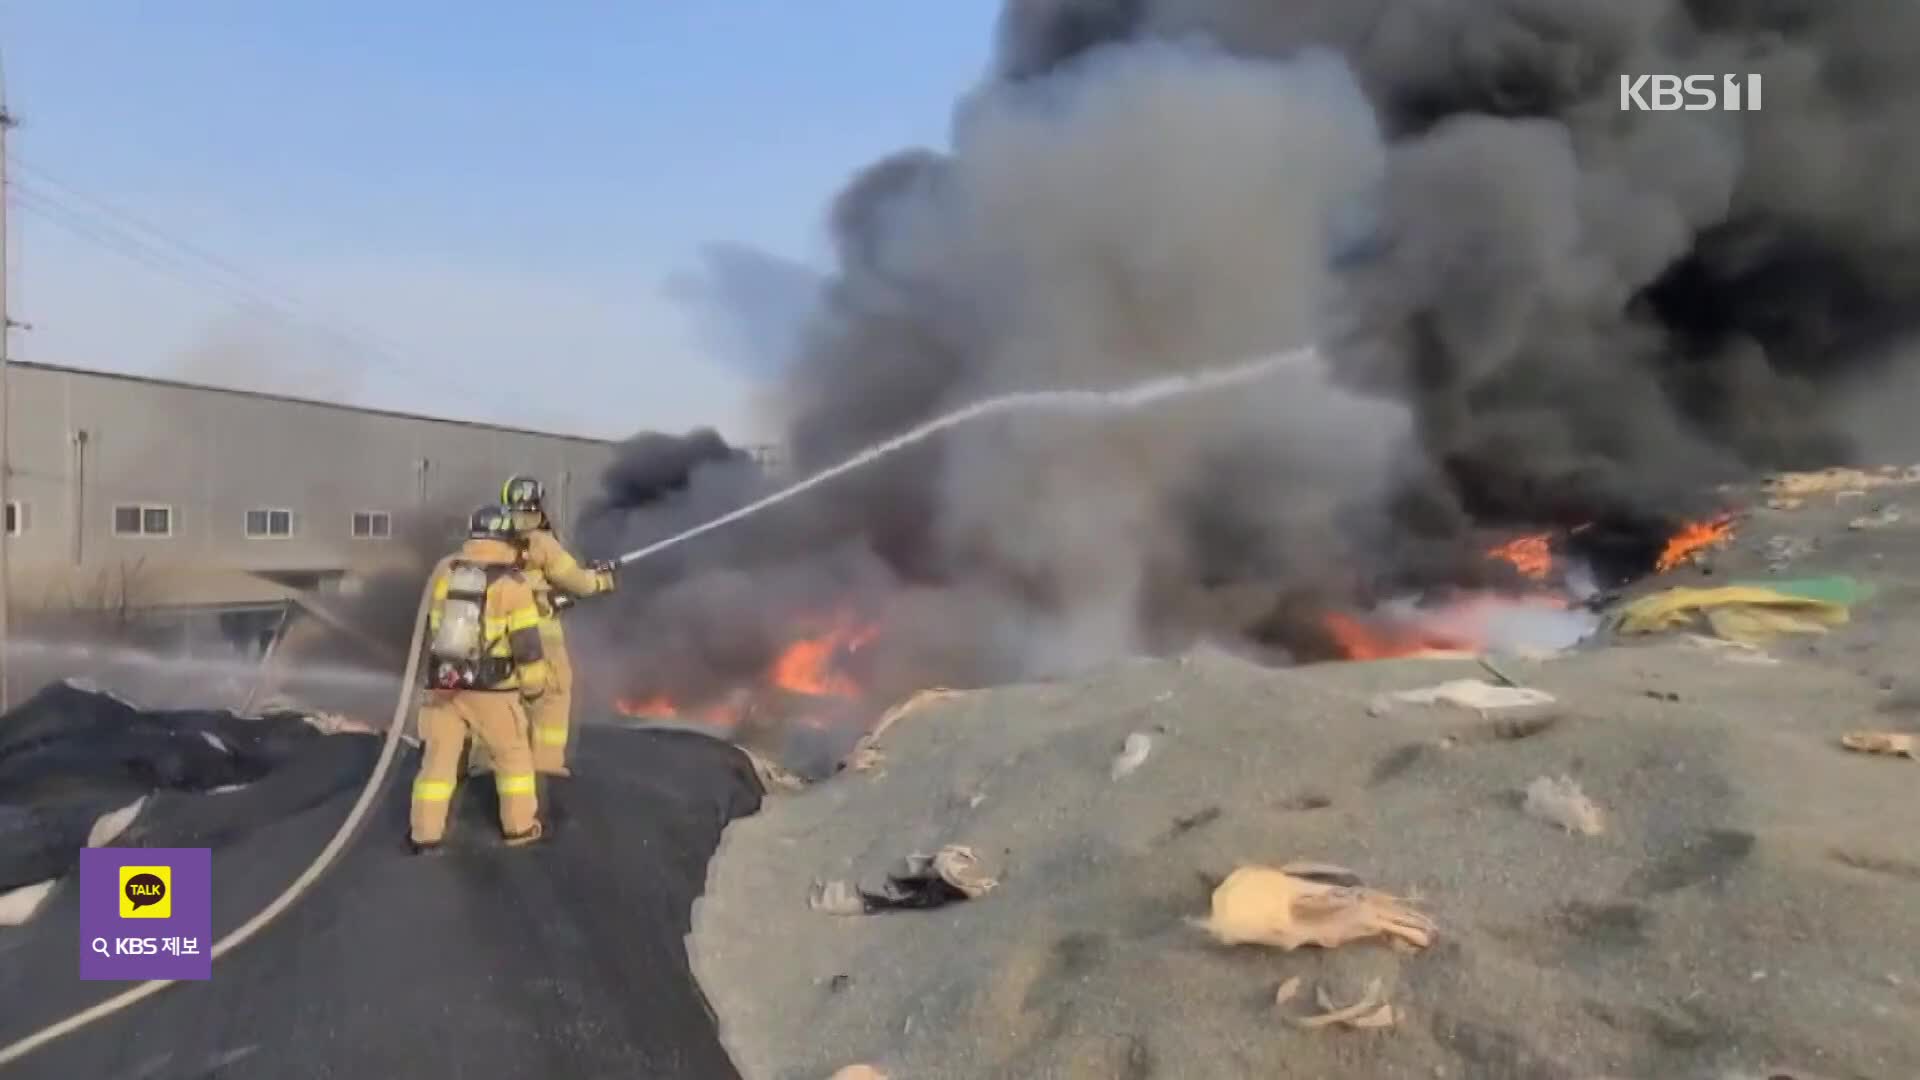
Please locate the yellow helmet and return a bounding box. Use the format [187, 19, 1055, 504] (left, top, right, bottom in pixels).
[467, 504, 517, 541]
[501, 474, 545, 511]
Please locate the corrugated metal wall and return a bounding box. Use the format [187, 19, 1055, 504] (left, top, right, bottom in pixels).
[1, 363, 617, 611]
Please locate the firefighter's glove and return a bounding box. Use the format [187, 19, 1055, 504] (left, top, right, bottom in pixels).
[591, 560, 618, 593]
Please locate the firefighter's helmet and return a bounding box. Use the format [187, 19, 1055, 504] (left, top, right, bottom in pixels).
[501, 475, 545, 512]
[468, 504, 518, 541]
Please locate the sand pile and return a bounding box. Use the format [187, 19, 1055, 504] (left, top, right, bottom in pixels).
[691, 486, 1920, 1079]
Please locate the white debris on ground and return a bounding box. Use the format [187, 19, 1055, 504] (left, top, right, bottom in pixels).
[0, 880, 56, 927]
[1523, 775, 1606, 836]
[85, 797, 145, 848]
[1376, 678, 1556, 712]
[1110, 732, 1153, 780]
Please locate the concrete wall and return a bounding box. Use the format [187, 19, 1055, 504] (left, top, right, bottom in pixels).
[1, 362, 616, 612]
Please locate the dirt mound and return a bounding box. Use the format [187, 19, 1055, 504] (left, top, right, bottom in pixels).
[691, 487, 1920, 1079]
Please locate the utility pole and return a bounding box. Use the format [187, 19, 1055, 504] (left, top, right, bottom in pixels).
[0, 56, 15, 713]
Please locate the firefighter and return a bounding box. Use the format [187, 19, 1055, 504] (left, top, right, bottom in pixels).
[501, 473, 616, 775]
[408, 504, 550, 853]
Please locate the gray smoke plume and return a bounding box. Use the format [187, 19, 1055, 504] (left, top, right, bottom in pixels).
[577, 0, 1920, 758]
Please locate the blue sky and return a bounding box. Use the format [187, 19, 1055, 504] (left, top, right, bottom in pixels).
[0, 3, 998, 440]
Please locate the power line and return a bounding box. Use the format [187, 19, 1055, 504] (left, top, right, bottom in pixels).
[5, 161, 537, 423]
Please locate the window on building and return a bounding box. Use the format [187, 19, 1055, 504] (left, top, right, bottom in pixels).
[4, 501, 23, 536]
[352, 511, 393, 539]
[245, 508, 295, 539]
[113, 504, 174, 537]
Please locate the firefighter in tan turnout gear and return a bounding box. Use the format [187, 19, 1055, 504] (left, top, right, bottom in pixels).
[409, 505, 550, 853]
[502, 474, 616, 775]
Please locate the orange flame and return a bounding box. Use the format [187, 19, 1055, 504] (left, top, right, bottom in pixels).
[1487, 533, 1553, 580]
[614, 607, 879, 724]
[770, 613, 878, 698]
[615, 694, 742, 727]
[1655, 513, 1735, 572]
[1322, 611, 1471, 660]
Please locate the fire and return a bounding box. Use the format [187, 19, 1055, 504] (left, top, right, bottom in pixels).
[1655, 513, 1735, 572]
[1322, 611, 1473, 661]
[770, 613, 879, 698]
[1321, 591, 1583, 661]
[615, 694, 743, 728]
[1486, 533, 1553, 580]
[615, 607, 879, 727]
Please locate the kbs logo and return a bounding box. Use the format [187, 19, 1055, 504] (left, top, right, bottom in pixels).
[119, 864, 172, 918]
[1620, 74, 1762, 112]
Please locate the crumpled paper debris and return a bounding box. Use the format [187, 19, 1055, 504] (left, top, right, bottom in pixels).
[1379, 679, 1555, 712]
[1199, 863, 1437, 952]
[1840, 731, 1918, 761]
[1111, 732, 1153, 780]
[1523, 775, 1605, 836]
[1277, 976, 1397, 1030]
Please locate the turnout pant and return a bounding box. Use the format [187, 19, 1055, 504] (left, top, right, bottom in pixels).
[527, 619, 575, 775]
[410, 689, 541, 845]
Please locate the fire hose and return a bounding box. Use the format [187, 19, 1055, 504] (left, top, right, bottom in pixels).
[0, 346, 1315, 1067]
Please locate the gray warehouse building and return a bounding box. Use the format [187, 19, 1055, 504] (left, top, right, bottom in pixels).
[1, 360, 617, 617]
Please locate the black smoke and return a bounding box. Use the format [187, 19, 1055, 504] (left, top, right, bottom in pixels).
[575, 0, 1920, 749]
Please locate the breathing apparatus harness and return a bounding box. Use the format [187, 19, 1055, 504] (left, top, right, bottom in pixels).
[426, 506, 530, 691]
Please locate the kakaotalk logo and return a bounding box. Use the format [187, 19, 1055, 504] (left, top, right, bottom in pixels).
[119, 866, 171, 918]
[1620, 74, 1763, 112]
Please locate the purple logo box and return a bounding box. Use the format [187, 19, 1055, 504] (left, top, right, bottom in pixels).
[78, 847, 213, 981]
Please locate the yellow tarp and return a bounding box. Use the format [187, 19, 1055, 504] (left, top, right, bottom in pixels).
[1613, 586, 1850, 645]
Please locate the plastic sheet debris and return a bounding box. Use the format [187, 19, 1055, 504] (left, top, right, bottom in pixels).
[1379, 679, 1555, 712]
[1111, 732, 1153, 780]
[1523, 776, 1605, 836]
[1840, 731, 1918, 761]
[810, 845, 998, 916]
[1277, 976, 1396, 1030]
[827, 1067, 890, 1080]
[1613, 582, 1860, 645]
[1198, 863, 1437, 952]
